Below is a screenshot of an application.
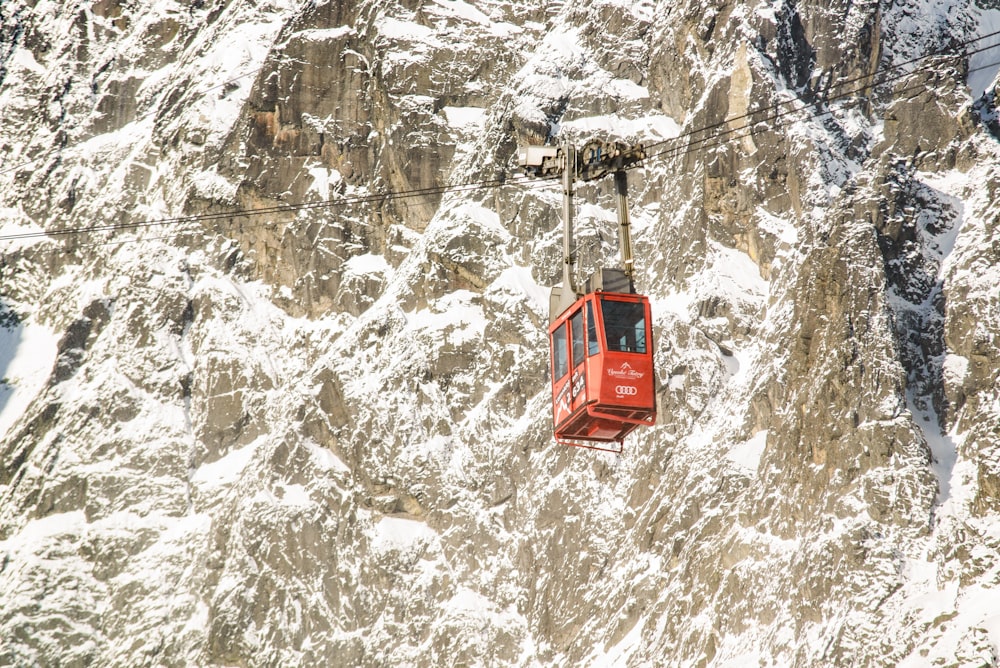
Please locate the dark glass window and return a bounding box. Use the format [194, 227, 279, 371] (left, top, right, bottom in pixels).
[552, 324, 568, 378]
[601, 299, 647, 353]
[570, 310, 584, 367]
[586, 301, 600, 356]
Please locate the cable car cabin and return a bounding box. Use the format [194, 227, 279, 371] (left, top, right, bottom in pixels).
[549, 292, 655, 451]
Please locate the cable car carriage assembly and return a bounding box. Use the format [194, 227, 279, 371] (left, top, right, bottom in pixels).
[518, 140, 656, 453]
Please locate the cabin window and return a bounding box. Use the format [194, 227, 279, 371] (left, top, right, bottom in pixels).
[601, 299, 647, 353]
[586, 301, 600, 356]
[570, 310, 584, 367]
[552, 324, 569, 379]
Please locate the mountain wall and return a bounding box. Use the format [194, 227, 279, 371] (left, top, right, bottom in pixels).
[1, 0, 1000, 665]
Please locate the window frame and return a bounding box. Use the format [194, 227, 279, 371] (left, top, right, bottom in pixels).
[586, 300, 600, 357]
[551, 322, 569, 379]
[570, 309, 585, 368]
[600, 298, 647, 354]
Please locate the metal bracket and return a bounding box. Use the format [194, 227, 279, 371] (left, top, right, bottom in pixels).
[517, 138, 646, 318]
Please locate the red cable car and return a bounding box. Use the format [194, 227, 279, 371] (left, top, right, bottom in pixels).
[549, 290, 655, 451]
[518, 139, 654, 452]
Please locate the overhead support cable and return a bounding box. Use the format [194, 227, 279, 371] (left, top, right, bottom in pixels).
[2, 31, 997, 255]
[640, 39, 1000, 166]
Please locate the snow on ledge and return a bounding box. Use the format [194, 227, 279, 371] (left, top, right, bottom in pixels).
[585, 616, 644, 666]
[371, 514, 436, 553]
[306, 165, 344, 199]
[726, 430, 768, 473]
[190, 441, 258, 489]
[377, 16, 440, 45]
[442, 106, 485, 132]
[292, 26, 356, 42]
[489, 265, 549, 317]
[343, 252, 389, 277]
[561, 112, 680, 142]
[304, 440, 350, 473]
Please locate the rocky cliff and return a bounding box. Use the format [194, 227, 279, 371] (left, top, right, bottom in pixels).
[1, 0, 999, 666]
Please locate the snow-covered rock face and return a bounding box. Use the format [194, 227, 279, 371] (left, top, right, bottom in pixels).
[2, 0, 1000, 665]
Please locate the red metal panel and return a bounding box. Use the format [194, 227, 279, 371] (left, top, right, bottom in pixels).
[596, 352, 655, 418]
[549, 293, 656, 448]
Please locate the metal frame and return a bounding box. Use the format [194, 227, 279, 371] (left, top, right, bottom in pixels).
[555, 436, 624, 454]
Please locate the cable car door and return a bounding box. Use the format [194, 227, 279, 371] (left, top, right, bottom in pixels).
[551, 307, 587, 428]
[567, 308, 587, 416]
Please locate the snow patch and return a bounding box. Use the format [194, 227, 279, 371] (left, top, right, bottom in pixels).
[293, 26, 356, 42]
[586, 617, 644, 666]
[191, 441, 258, 488]
[727, 431, 768, 473]
[405, 290, 485, 346]
[561, 112, 680, 142]
[8, 44, 45, 76]
[442, 106, 486, 132]
[306, 165, 343, 199]
[941, 353, 969, 389]
[276, 483, 311, 506]
[0, 319, 58, 440]
[371, 514, 435, 552]
[491, 265, 550, 317]
[908, 396, 971, 522]
[305, 440, 350, 473]
[191, 168, 239, 203]
[651, 290, 695, 320]
[756, 208, 798, 246]
[709, 243, 767, 296]
[427, 0, 522, 36]
[0, 510, 85, 548]
[343, 252, 389, 277]
[377, 17, 440, 45]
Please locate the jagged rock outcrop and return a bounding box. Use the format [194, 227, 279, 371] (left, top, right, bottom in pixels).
[1, 0, 999, 666]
